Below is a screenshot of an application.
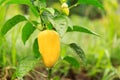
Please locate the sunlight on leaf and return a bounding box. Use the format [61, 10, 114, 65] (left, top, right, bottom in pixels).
[22, 22, 36, 44]
[12, 57, 39, 80]
[1, 15, 26, 35]
[67, 25, 100, 36]
[33, 38, 41, 58]
[64, 56, 80, 68]
[69, 43, 85, 63]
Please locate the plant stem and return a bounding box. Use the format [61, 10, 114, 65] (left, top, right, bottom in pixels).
[11, 28, 16, 66]
[30, 0, 45, 31]
[69, 3, 79, 9]
[48, 68, 52, 80]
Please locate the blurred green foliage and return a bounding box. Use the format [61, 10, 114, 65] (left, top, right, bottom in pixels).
[0, 0, 120, 80]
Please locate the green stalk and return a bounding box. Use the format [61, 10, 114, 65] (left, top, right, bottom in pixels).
[11, 29, 16, 66]
[48, 68, 52, 80]
[31, 0, 45, 31]
[3, 50, 6, 66]
[69, 3, 79, 9]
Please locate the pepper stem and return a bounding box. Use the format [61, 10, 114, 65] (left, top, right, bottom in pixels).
[48, 68, 52, 80]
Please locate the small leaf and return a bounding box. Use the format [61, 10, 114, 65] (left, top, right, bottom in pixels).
[34, 0, 46, 10]
[32, 21, 39, 26]
[67, 25, 99, 36]
[30, 6, 39, 17]
[33, 38, 41, 58]
[53, 15, 68, 37]
[45, 8, 55, 15]
[1, 15, 26, 35]
[41, 11, 52, 24]
[65, 16, 73, 29]
[77, 0, 104, 10]
[64, 56, 80, 68]
[22, 22, 36, 44]
[69, 43, 85, 62]
[47, 22, 53, 30]
[12, 57, 39, 80]
[39, 0, 46, 8]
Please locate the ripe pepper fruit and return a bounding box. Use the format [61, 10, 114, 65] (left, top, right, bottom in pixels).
[38, 30, 60, 68]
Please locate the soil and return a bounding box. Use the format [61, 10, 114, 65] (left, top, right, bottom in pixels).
[0, 67, 120, 80]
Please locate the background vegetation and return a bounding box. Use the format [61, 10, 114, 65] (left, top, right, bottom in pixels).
[0, 0, 120, 80]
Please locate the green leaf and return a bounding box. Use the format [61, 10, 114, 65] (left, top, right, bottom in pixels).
[1, 15, 26, 35]
[22, 22, 36, 44]
[39, 0, 46, 8]
[31, 0, 46, 16]
[8, 0, 39, 16]
[12, 57, 39, 80]
[61, 44, 67, 58]
[32, 21, 39, 26]
[34, 0, 46, 10]
[45, 8, 55, 15]
[47, 12, 72, 37]
[33, 38, 41, 58]
[67, 25, 99, 36]
[47, 22, 53, 30]
[30, 6, 39, 17]
[64, 56, 80, 68]
[41, 11, 52, 24]
[69, 43, 85, 62]
[52, 15, 68, 37]
[77, 0, 104, 9]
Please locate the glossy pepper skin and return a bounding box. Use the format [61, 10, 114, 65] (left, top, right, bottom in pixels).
[38, 30, 60, 68]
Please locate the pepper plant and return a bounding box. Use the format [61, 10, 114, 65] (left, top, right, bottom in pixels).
[0, 0, 104, 80]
